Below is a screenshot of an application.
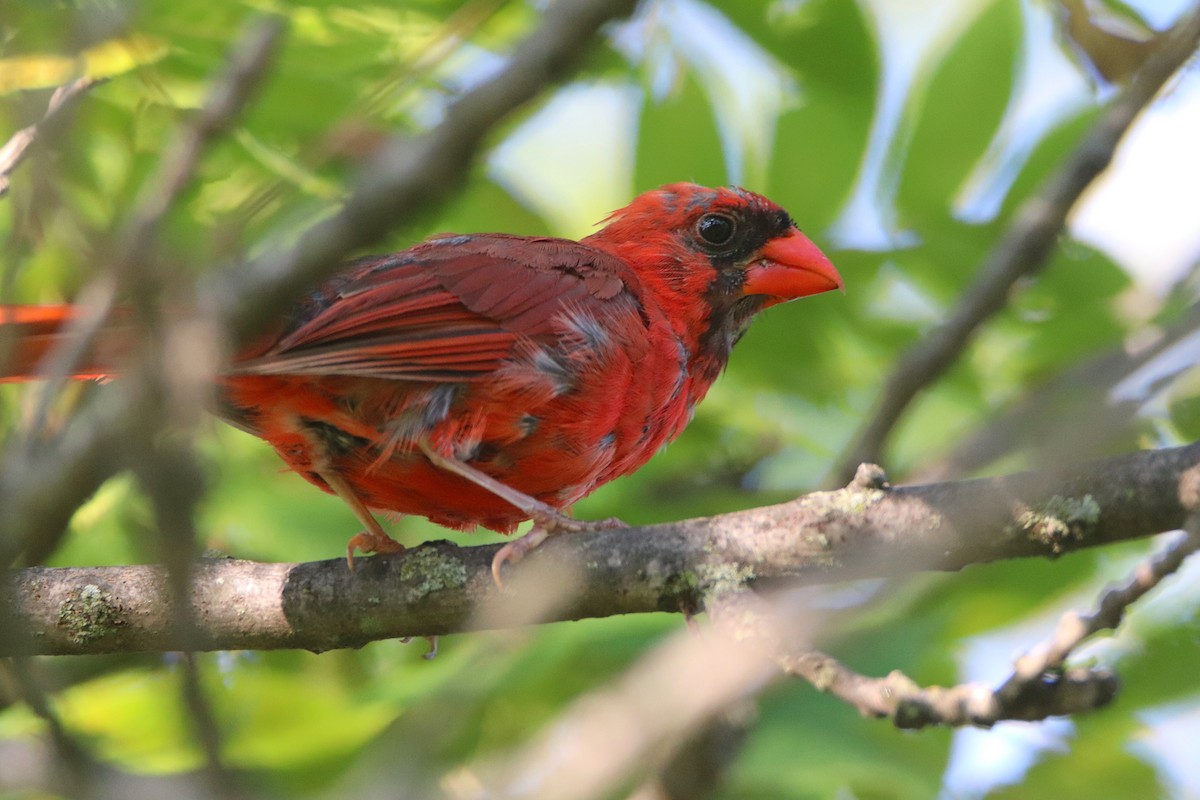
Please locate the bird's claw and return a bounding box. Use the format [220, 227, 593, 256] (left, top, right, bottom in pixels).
[491, 526, 550, 588]
[345, 530, 406, 571]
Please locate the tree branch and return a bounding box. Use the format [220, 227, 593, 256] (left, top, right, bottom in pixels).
[4, 442, 1199, 656]
[832, 1, 1200, 484]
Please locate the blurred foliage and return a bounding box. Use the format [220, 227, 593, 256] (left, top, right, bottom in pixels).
[2, 0, 1200, 798]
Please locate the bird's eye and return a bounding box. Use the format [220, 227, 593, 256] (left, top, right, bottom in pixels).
[696, 213, 736, 247]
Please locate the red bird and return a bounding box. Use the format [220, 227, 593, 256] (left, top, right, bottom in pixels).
[0, 183, 842, 581]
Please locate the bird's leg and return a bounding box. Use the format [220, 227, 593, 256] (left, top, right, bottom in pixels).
[418, 441, 590, 526]
[298, 423, 405, 568]
[318, 468, 405, 569]
[417, 441, 625, 585]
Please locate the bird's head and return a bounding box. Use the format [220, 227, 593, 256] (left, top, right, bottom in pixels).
[585, 183, 842, 368]
[588, 182, 841, 306]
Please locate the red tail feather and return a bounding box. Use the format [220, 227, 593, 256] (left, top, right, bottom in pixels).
[0, 304, 120, 382]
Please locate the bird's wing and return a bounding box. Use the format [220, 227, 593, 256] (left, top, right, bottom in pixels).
[231, 234, 636, 382]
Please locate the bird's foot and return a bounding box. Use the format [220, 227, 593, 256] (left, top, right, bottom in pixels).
[531, 509, 627, 534]
[314, 464, 404, 570]
[401, 635, 440, 660]
[491, 512, 627, 588]
[346, 529, 406, 570]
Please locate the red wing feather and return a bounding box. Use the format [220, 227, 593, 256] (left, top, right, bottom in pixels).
[232, 235, 634, 382]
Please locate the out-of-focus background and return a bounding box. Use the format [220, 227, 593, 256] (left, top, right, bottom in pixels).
[2, 0, 1200, 797]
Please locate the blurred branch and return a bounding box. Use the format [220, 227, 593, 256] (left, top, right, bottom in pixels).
[914, 294, 1200, 482]
[1058, 0, 1162, 85]
[627, 703, 755, 800]
[832, 2, 1200, 485]
[0, 77, 106, 199]
[18, 19, 285, 558]
[444, 610, 781, 800]
[0, 659, 95, 795]
[0, 19, 286, 573]
[204, 0, 641, 346]
[0, 738, 245, 800]
[5, 441, 1200, 656]
[0, 5, 637, 790]
[228, 0, 509, 238]
[121, 18, 285, 271]
[24, 17, 282, 420]
[1, 25, 284, 799]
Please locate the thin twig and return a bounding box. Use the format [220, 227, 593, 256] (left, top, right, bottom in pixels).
[1000, 517, 1200, 695]
[776, 513, 1200, 729]
[832, 2, 1200, 484]
[778, 647, 1117, 729]
[0, 77, 106, 198]
[704, 582, 1116, 730]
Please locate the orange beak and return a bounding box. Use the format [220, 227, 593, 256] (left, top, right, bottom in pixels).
[745, 229, 843, 306]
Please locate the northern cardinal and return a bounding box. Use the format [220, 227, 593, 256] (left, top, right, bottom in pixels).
[0, 183, 842, 581]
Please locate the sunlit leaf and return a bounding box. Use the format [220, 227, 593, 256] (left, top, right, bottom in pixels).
[0, 35, 167, 94]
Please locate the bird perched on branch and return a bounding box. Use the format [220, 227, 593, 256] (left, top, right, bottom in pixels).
[0, 183, 842, 583]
